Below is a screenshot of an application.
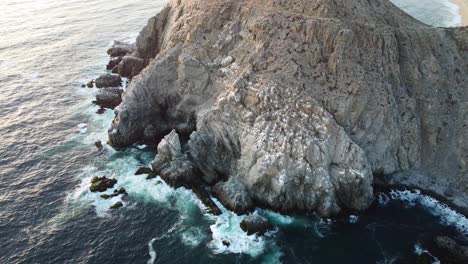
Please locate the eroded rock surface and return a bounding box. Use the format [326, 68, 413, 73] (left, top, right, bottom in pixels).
[107, 0, 468, 216]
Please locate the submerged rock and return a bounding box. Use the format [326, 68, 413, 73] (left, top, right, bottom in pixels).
[95, 74, 121, 88]
[430, 236, 468, 263]
[110, 201, 123, 209]
[89, 176, 117, 192]
[240, 215, 273, 235]
[108, 0, 468, 216]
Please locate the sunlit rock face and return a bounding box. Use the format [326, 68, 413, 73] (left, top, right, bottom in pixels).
[109, 0, 467, 216]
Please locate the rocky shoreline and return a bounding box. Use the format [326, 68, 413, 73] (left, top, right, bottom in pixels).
[88, 0, 466, 224]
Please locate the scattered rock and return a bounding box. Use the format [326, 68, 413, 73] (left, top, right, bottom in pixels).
[81, 84, 86, 88]
[240, 215, 273, 236]
[95, 140, 103, 150]
[89, 176, 117, 192]
[107, 41, 136, 57]
[110, 201, 123, 209]
[135, 167, 153, 175]
[95, 74, 121, 88]
[219, 56, 234, 67]
[100, 194, 111, 199]
[156, 180, 162, 185]
[86, 80, 94, 88]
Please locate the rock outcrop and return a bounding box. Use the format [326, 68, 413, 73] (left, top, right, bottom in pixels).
[107, 0, 468, 216]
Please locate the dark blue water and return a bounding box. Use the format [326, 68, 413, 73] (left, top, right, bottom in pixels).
[1, 1, 467, 263]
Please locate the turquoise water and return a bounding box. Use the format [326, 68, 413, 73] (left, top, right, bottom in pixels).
[0, 0, 466, 263]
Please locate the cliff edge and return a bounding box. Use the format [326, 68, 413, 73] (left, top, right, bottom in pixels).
[107, 0, 468, 216]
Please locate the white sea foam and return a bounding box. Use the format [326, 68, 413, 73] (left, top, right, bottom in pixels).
[414, 243, 441, 264]
[349, 215, 359, 224]
[380, 189, 468, 235]
[180, 226, 206, 247]
[147, 238, 157, 264]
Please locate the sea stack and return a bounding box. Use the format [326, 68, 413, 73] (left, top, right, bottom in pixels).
[108, 0, 467, 216]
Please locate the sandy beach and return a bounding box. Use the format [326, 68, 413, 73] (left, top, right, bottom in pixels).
[452, 0, 468, 25]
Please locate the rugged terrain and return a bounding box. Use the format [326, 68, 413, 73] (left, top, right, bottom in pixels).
[107, 0, 468, 216]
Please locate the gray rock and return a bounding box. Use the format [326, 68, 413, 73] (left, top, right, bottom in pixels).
[117, 56, 145, 79]
[108, 0, 468, 216]
[107, 41, 136, 57]
[213, 177, 254, 214]
[95, 74, 121, 88]
[240, 215, 273, 235]
[151, 130, 196, 187]
[93, 88, 123, 109]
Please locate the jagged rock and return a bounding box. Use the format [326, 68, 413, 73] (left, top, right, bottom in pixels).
[118, 56, 145, 78]
[95, 74, 121, 88]
[192, 185, 222, 215]
[106, 57, 122, 70]
[89, 176, 117, 192]
[108, 0, 468, 216]
[213, 177, 253, 214]
[110, 201, 123, 209]
[107, 41, 136, 57]
[93, 88, 123, 109]
[135, 167, 153, 175]
[151, 130, 196, 187]
[95, 140, 103, 150]
[240, 215, 273, 235]
[99, 188, 127, 199]
[222, 240, 230, 247]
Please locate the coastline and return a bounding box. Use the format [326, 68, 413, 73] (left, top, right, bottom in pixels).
[452, 0, 468, 25]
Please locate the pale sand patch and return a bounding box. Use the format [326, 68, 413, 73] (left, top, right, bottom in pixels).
[451, 0, 468, 25]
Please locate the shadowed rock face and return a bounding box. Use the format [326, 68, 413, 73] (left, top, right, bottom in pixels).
[108, 0, 467, 216]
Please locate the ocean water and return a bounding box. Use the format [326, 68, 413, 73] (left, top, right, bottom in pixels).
[0, 0, 466, 263]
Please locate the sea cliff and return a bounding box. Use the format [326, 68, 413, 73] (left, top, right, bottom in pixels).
[107, 0, 468, 216]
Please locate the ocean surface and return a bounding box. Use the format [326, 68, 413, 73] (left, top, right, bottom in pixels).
[0, 0, 467, 263]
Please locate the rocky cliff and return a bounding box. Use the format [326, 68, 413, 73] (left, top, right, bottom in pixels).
[108, 0, 468, 216]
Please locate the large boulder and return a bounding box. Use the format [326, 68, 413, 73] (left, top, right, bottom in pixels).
[95, 74, 121, 88]
[107, 41, 136, 57]
[213, 177, 254, 214]
[108, 0, 468, 216]
[118, 56, 145, 79]
[93, 88, 123, 109]
[151, 130, 196, 187]
[240, 215, 273, 235]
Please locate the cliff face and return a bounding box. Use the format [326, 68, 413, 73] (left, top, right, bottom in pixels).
[108, 0, 468, 216]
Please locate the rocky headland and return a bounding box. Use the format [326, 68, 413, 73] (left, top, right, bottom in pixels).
[102, 0, 467, 217]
